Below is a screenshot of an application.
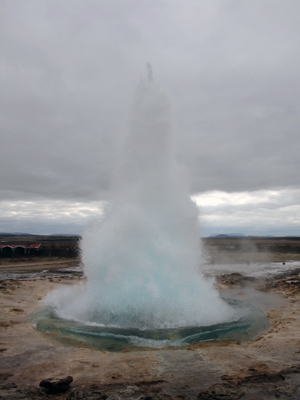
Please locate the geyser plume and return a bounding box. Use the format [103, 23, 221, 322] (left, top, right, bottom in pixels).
[46, 71, 235, 330]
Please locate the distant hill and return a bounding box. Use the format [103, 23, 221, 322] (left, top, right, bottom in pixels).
[50, 234, 81, 237]
[0, 232, 35, 236]
[0, 233, 80, 238]
[209, 233, 246, 238]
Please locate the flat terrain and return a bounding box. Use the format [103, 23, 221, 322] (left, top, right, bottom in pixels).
[0, 250, 300, 399]
[2, 234, 300, 265]
[203, 236, 300, 263]
[0, 258, 79, 272]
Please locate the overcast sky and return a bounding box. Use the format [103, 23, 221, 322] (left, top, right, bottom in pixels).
[1, 0, 300, 236]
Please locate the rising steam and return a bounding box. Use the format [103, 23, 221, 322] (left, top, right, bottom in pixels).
[45, 70, 235, 329]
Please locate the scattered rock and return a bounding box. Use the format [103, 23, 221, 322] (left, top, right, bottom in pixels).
[198, 382, 244, 399]
[0, 372, 13, 382]
[261, 268, 300, 295]
[0, 382, 17, 390]
[65, 381, 165, 400]
[198, 364, 300, 400]
[106, 385, 143, 399]
[0, 280, 21, 293]
[39, 376, 73, 393]
[216, 272, 256, 286]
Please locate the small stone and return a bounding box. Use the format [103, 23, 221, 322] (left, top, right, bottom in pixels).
[0, 382, 17, 390]
[39, 375, 73, 393]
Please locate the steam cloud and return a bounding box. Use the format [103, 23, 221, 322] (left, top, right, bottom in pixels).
[45, 73, 235, 329]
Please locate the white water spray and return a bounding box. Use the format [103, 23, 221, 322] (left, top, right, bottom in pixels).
[46, 70, 235, 329]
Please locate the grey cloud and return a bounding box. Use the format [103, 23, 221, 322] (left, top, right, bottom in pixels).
[1, 0, 300, 204]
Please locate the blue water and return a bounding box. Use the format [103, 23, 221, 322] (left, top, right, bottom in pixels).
[31, 298, 268, 352]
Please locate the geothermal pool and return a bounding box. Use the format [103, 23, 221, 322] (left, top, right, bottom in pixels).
[31, 297, 267, 351]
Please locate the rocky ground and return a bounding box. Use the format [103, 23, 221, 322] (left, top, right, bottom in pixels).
[0, 260, 299, 399]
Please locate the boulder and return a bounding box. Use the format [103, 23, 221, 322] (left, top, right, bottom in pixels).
[39, 376, 73, 393]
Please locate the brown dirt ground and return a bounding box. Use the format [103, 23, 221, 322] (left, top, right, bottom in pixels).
[0, 259, 300, 399]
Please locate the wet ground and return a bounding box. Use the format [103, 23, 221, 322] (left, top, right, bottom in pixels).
[0, 259, 300, 399]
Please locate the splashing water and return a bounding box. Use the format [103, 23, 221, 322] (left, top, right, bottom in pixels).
[43, 71, 238, 336]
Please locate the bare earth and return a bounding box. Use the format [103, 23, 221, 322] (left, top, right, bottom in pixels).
[0, 259, 300, 399]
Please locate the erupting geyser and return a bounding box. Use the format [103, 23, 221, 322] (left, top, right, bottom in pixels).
[34, 68, 266, 349]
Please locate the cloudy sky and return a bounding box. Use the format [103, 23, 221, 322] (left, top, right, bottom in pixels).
[1, 0, 300, 236]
